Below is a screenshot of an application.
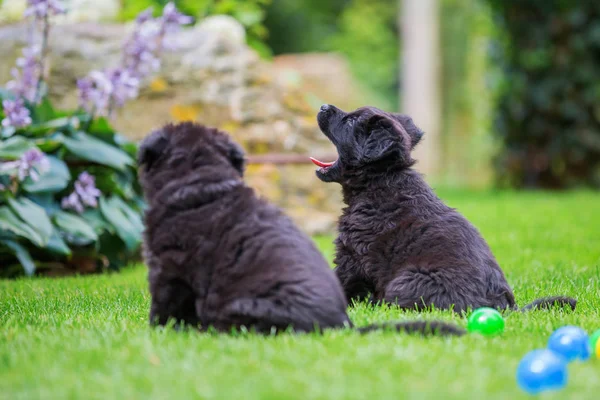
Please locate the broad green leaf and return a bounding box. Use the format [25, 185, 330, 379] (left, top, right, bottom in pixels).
[23, 156, 70, 193]
[35, 137, 63, 153]
[46, 228, 72, 257]
[27, 193, 61, 216]
[63, 131, 134, 171]
[1, 126, 16, 139]
[32, 97, 56, 123]
[53, 210, 98, 245]
[112, 196, 144, 233]
[0, 206, 44, 246]
[0, 136, 36, 159]
[3, 239, 36, 275]
[82, 208, 113, 234]
[8, 197, 53, 246]
[28, 117, 75, 137]
[88, 117, 115, 136]
[100, 196, 142, 252]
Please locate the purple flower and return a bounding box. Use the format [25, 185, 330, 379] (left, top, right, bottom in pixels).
[24, 0, 66, 19]
[61, 192, 84, 214]
[136, 7, 154, 25]
[77, 70, 113, 115]
[161, 2, 193, 33]
[107, 68, 140, 108]
[74, 172, 101, 208]
[76, 4, 190, 118]
[76, 77, 94, 109]
[6, 46, 41, 103]
[123, 24, 162, 79]
[77, 68, 140, 116]
[1, 99, 32, 129]
[61, 171, 101, 213]
[0, 148, 50, 182]
[19, 148, 50, 181]
[122, 3, 190, 79]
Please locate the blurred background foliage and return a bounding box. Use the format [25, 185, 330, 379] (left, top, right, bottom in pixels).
[265, 0, 399, 111]
[486, 0, 600, 189]
[5, 0, 599, 191]
[115, 0, 498, 187]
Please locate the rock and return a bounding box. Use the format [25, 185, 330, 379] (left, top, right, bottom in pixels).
[272, 52, 384, 112]
[0, 0, 120, 23]
[57, 0, 120, 23]
[0, 16, 343, 235]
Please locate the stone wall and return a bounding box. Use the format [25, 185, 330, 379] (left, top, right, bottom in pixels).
[0, 16, 345, 234]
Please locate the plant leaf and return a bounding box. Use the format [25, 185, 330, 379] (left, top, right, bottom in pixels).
[7, 197, 53, 246]
[99, 196, 142, 252]
[46, 228, 72, 257]
[53, 210, 98, 245]
[88, 117, 115, 135]
[113, 196, 144, 233]
[31, 97, 56, 123]
[63, 131, 134, 171]
[0, 136, 36, 159]
[3, 239, 36, 276]
[27, 193, 61, 217]
[22, 156, 71, 193]
[82, 208, 113, 234]
[28, 117, 74, 137]
[0, 206, 44, 246]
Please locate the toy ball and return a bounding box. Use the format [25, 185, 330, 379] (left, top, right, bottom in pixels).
[590, 329, 600, 358]
[516, 349, 568, 394]
[467, 307, 505, 336]
[547, 326, 591, 362]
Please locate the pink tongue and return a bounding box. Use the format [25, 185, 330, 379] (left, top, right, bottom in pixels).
[310, 157, 335, 168]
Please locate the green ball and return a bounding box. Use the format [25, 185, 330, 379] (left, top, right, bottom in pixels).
[590, 329, 600, 358]
[467, 307, 505, 336]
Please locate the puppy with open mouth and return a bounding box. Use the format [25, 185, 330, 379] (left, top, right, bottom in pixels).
[312, 104, 577, 313]
[137, 121, 465, 335]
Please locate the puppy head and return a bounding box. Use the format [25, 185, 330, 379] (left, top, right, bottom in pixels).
[311, 105, 424, 183]
[138, 122, 245, 201]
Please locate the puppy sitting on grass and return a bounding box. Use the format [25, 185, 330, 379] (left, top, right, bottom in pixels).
[137, 121, 464, 335]
[311, 104, 577, 313]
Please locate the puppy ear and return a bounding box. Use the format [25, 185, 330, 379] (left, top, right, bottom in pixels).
[363, 115, 413, 165]
[227, 141, 246, 176]
[391, 114, 424, 149]
[138, 130, 168, 170]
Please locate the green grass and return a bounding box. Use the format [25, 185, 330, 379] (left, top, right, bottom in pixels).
[1, 190, 600, 400]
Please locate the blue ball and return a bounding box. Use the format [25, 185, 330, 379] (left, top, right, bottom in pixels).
[547, 326, 591, 362]
[516, 349, 568, 394]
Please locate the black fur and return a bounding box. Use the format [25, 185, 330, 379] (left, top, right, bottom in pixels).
[314, 105, 577, 313]
[138, 122, 465, 336]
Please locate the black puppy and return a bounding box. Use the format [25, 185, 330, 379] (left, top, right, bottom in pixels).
[311, 105, 577, 313]
[138, 122, 465, 335]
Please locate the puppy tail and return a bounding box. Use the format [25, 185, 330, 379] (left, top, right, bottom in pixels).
[355, 320, 466, 336]
[519, 296, 577, 312]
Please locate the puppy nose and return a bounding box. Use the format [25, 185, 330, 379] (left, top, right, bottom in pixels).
[320, 104, 330, 112]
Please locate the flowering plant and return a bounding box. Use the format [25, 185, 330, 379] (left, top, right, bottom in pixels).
[0, 1, 191, 277]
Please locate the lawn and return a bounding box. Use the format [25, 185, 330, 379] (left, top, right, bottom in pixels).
[1, 190, 599, 400]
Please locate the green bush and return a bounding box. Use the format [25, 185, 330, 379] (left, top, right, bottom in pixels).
[0, 97, 143, 277]
[487, 0, 600, 188]
[327, 0, 398, 110]
[1, 2, 191, 277]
